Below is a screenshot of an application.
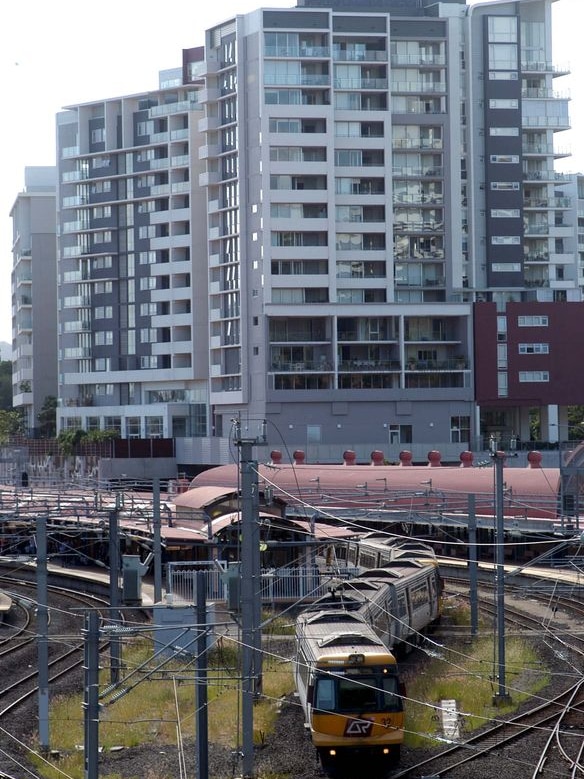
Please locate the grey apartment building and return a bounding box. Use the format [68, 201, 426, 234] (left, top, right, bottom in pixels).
[10, 167, 58, 436]
[55, 0, 575, 466]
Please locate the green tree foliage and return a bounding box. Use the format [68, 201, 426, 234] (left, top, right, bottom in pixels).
[0, 409, 25, 443]
[567, 406, 584, 440]
[57, 428, 87, 457]
[0, 361, 12, 411]
[85, 428, 120, 443]
[38, 396, 58, 438]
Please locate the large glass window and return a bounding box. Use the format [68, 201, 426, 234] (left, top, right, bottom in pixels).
[488, 16, 517, 43]
[488, 43, 517, 71]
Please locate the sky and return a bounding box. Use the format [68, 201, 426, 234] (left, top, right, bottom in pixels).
[0, 0, 581, 346]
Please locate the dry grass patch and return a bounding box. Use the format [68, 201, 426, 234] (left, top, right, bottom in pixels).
[30, 634, 295, 779]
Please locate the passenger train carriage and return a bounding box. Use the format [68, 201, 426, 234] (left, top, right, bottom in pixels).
[294, 539, 442, 771]
[294, 610, 405, 772]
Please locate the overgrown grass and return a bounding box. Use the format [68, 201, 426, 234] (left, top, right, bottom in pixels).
[30, 634, 295, 779]
[404, 601, 550, 748]
[29, 603, 551, 778]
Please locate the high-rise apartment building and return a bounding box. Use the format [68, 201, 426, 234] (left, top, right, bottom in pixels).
[54, 0, 579, 467]
[10, 166, 58, 435]
[56, 56, 212, 449]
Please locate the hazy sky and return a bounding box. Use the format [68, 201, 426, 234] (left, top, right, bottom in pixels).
[1, 0, 581, 345]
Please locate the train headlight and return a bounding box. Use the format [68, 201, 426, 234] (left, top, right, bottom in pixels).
[328, 749, 337, 757]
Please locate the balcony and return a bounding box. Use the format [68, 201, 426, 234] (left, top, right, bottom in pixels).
[265, 45, 330, 58]
[405, 358, 468, 371]
[338, 360, 400, 372]
[333, 48, 387, 62]
[390, 54, 445, 67]
[271, 360, 334, 372]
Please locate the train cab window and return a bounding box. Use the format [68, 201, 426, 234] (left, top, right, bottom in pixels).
[381, 676, 402, 711]
[338, 678, 376, 711]
[315, 678, 335, 711]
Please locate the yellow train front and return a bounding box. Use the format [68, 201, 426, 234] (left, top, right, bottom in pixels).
[294, 610, 404, 773]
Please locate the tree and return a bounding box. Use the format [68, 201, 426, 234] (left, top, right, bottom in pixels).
[57, 428, 87, 457]
[0, 361, 12, 411]
[85, 429, 120, 443]
[37, 396, 58, 438]
[0, 409, 25, 443]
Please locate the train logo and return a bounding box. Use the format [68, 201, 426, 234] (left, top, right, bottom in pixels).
[344, 718, 374, 737]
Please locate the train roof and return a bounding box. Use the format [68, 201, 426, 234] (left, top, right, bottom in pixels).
[296, 611, 395, 665]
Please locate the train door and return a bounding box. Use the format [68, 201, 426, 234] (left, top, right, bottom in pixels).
[393, 586, 409, 649]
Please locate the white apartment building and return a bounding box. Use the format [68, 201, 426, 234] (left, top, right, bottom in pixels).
[53, 0, 577, 468]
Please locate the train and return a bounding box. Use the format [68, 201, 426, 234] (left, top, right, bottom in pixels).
[293, 538, 442, 773]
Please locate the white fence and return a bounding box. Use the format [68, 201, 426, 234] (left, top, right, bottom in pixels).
[166, 561, 359, 606]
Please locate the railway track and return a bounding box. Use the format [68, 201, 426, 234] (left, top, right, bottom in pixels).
[391, 578, 584, 778]
[0, 576, 112, 779]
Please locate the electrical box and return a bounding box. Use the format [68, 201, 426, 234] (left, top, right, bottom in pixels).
[122, 555, 142, 605]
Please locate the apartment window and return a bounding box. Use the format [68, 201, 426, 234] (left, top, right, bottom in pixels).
[450, 416, 470, 444]
[491, 181, 520, 190]
[126, 417, 141, 438]
[497, 343, 507, 369]
[497, 371, 508, 397]
[488, 16, 517, 43]
[488, 71, 518, 80]
[489, 98, 519, 109]
[87, 417, 101, 432]
[93, 281, 113, 294]
[145, 416, 164, 438]
[491, 209, 520, 218]
[491, 236, 520, 245]
[93, 231, 112, 244]
[92, 156, 110, 169]
[519, 343, 549, 354]
[140, 303, 158, 316]
[387, 424, 412, 445]
[91, 128, 105, 144]
[489, 127, 519, 137]
[488, 43, 518, 70]
[139, 277, 156, 291]
[140, 328, 157, 343]
[272, 288, 328, 304]
[90, 180, 112, 193]
[94, 331, 113, 346]
[104, 416, 122, 435]
[92, 205, 112, 218]
[271, 231, 327, 247]
[138, 225, 156, 239]
[269, 118, 301, 133]
[138, 251, 157, 264]
[518, 315, 548, 327]
[94, 306, 113, 319]
[95, 384, 114, 396]
[519, 371, 549, 383]
[137, 120, 154, 136]
[490, 155, 519, 164]
[94, 358, 111, 371]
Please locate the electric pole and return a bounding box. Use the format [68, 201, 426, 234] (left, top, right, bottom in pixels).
[235, 419, 266, 778]
[493, 450, 511, 704]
